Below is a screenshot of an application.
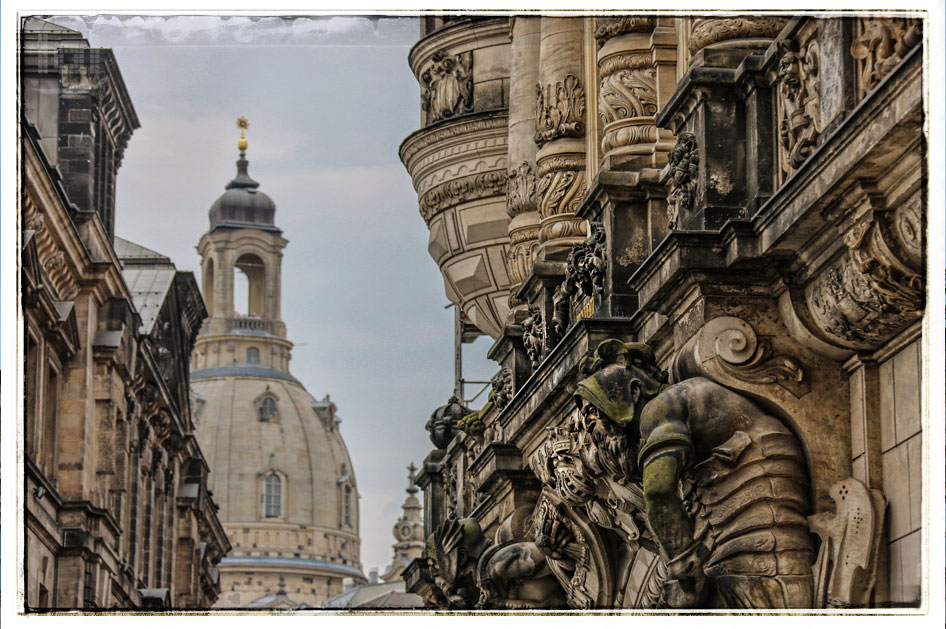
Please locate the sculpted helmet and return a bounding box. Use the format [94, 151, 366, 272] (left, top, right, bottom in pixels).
[573, 340, 669, 425]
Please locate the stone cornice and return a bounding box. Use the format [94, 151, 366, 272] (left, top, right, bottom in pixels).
[399, 112, 509, 170]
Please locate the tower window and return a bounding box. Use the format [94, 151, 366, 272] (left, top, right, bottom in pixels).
[246, 347, 260, 364]
[264, 473, 281, 518]
[343, 485, 352, 528]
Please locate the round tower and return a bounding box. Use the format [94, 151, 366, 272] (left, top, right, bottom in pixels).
[191, 119, 364, 608]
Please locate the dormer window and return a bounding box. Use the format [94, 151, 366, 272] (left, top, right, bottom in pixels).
[255, 388, 280, 422]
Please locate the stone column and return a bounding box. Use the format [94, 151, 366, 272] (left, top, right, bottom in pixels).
[505, 16, 542, 319]
[594, 16, 675, 170]
[534, 17, 588, 262]
[686, 16, 788, 66]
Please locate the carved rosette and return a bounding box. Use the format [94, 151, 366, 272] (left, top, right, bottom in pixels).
[593, 16, 656, 48]
[421, 50, 474, 125]
[534, 75, 586, 146]
[688, 17, 789, 57]
[851, 18, 923, 99]
[666, 132, 699, 229]
[598, 53, 659, 158]
[777, 34, 822, 178]
[805, 199, 925, 350]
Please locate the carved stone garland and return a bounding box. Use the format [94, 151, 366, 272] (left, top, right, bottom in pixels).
[777, 36, 821, 177]
[418, 171, 507, 223]
[522, 305, 546, 369]
[666, 132, 699, 230]
[552, 222, 606, 340]
[421, 50, 474, 125]
[534, 74, 586, 146]
[490, 368, 513, 410]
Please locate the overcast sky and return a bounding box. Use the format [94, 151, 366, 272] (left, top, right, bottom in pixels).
[46, 14, 498, 576]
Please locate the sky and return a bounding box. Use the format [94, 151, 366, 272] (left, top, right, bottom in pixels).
[45, 14, 499, 576]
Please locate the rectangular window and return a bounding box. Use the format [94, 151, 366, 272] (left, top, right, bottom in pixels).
[264, 474, 281, 517]
[41, 362, 60, 475]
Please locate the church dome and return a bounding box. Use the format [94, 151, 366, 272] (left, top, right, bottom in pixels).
[208, 157, 278, 232]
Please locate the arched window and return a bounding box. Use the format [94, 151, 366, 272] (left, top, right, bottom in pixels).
[246, 347, 260, 364]
[264, 473, 281, 518]
[343, 485, 352, 528]
[256, 388, 280, 422]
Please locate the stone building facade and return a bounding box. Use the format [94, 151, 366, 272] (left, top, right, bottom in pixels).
[400, 15, 926, 610]
[21, 18, 229, 610]
[190, 125, 365, 609]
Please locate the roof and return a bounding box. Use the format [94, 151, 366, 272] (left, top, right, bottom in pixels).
[324, 580, 416, 609]
[356, 590, 424, 610]
[219, 556, 365, 580]
[115, 236, 177, 334]
[191, 364, 301, 384]
[21, 17, 85, 37]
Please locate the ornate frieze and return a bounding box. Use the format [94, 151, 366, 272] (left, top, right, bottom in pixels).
[418, 170, 507, 223]
[421, 50, 474, 125]
[666, 132, 698, 229]
[851, 18, 922, 99]
[593, 16, 657, 47]
[534, 75, 586, 146]
[688, 17, 789, 57]
[777, 35, 821, 176]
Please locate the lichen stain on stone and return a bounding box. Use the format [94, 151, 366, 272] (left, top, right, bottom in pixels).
[617, 244, 647, 267]
[709, 170, 733, 195]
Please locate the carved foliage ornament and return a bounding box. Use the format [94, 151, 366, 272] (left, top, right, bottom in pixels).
[598, 54, 658, 126]
[535, 75, 586, 146]
[777, 37, 821, 175]
[418, 171, 507, 223]
[552, 222, 606, 339]
[421, 50, 473, 125]
[522, 305, 546, 369]
[506, 161, 538, 218]
[490, 368, 513, 410]
[688, 17, 789, 56]
[666, 132, 699, 230]
[506, 226, 540, 287]
[593, 16, 656, 47]
[850, 18, 922, 98]
[536, 156, 587, 220]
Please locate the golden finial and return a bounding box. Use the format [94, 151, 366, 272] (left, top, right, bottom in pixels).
[236, 117, 249, 153]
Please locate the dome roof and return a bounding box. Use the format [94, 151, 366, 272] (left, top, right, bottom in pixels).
[208, 156, 279, 232]
[192, 371, 358, 534]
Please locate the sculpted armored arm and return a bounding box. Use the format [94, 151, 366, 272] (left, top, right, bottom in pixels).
[638, 387, 706, 607]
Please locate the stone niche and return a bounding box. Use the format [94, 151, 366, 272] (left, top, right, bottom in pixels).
[402, 18, 515, 338]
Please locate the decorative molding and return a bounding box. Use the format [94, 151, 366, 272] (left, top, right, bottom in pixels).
[851, 18, 923, 99]
[688, 17, 789, 56]
[421, 50, 474, 125]
[671, 315, 809, 397]
[805, 193, 925, 350]
[506, 162, 538, 217]
[418, 171, 507, 223]
[506, 226, 540, 286]
[598, 60, 657, 125]
[400, 115, 509, 167]
[593, 16, 656, 47]
[552, 222, 606, 339]
[666, 132, 698, 229]
[808, 478, 886, 608]
[534, 74, 586, 146]
[777, 37, 821, 176]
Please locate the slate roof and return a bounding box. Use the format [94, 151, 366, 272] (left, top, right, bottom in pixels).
[115, 236, 178, 334]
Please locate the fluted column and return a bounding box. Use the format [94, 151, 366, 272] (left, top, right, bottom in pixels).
[505, 17, 542, 319]
[534, 17, 588, 262]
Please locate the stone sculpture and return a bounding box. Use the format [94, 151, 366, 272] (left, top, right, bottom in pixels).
[534, 339, 815, 609]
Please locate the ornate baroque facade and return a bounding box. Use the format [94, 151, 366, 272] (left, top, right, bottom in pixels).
[21, 18, 229, 610]
[400, 15, 926, 610]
